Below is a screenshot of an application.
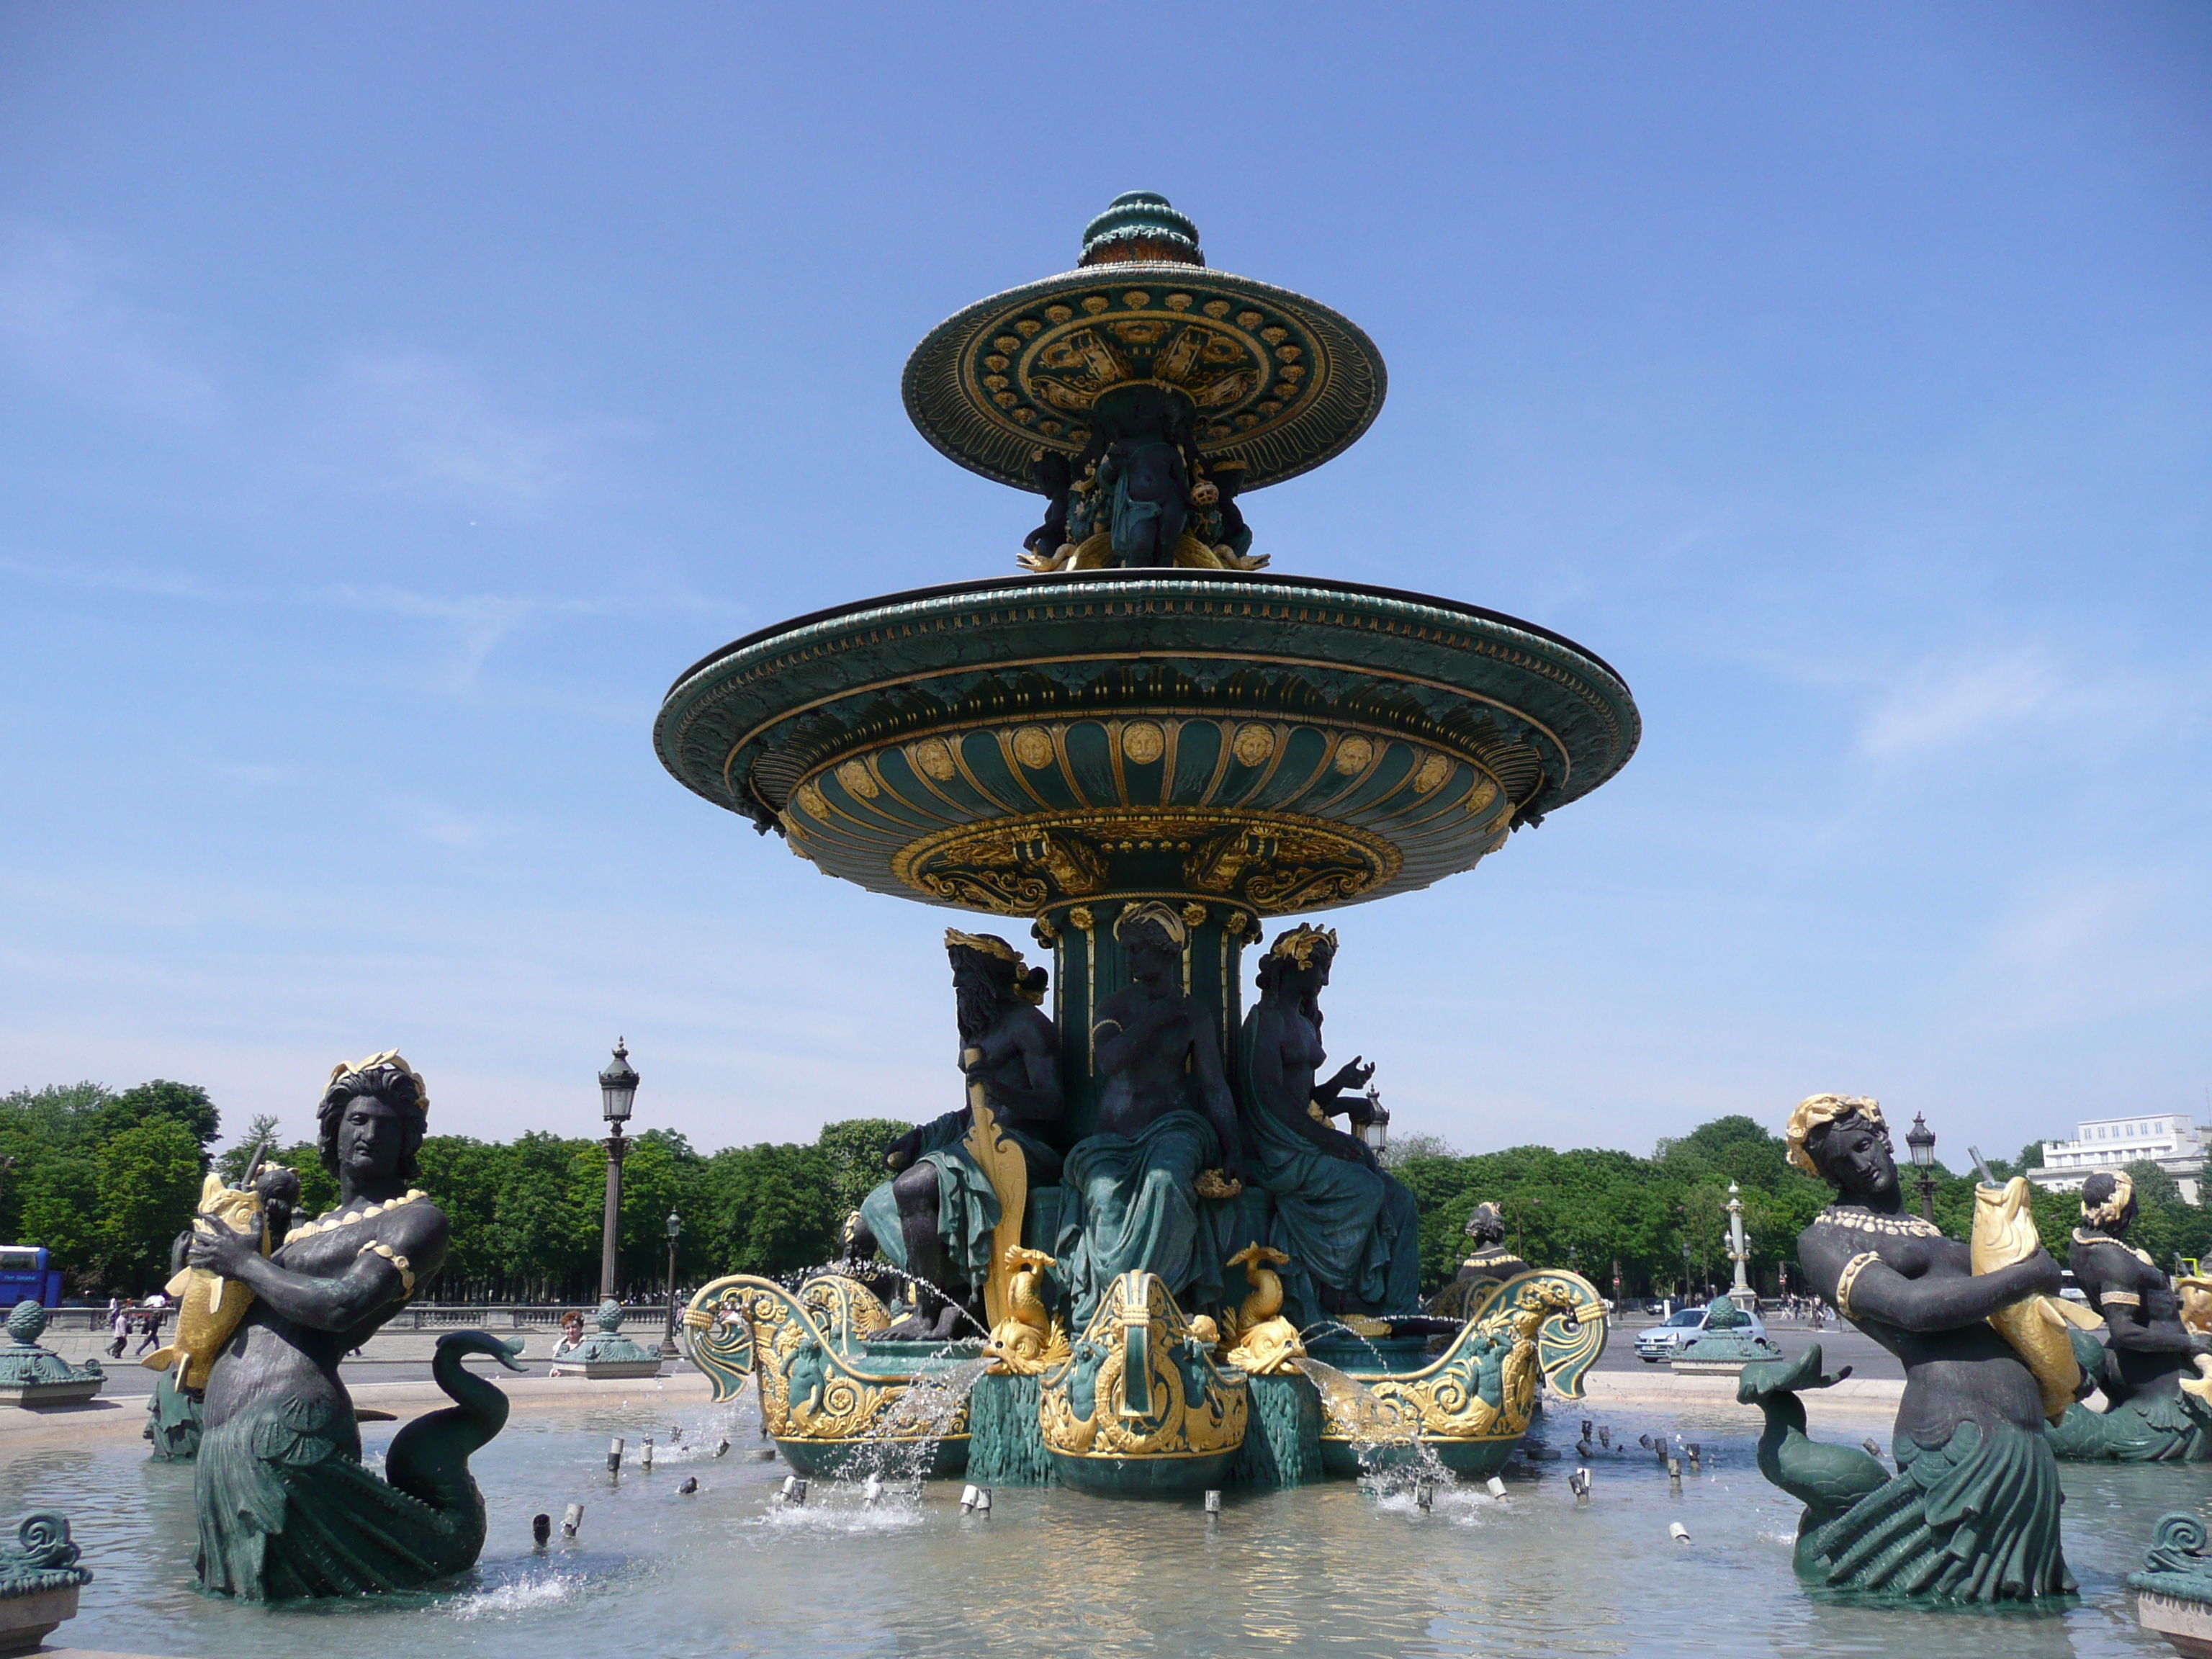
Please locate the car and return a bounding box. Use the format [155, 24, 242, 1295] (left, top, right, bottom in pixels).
[1634, 1303, 1769, 1362]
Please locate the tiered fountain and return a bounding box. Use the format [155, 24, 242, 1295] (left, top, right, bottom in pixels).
[657, 192, 1637, 1494]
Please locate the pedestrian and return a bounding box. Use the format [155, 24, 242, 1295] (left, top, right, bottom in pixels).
[135, 1298, 165, 1355]
[107, 1300, 130, 1359]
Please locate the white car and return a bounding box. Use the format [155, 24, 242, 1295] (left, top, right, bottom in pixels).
[1635, 1303, 1768, 1362]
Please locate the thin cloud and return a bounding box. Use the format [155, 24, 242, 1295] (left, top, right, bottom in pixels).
[1856, 646, 2172, 762]
[305, 349, 635, 516]
[0, 223, 221, 421]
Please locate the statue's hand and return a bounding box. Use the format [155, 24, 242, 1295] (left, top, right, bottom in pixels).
[186, 1210, 261, 1277]
[1332, 1058, 1375, 1097]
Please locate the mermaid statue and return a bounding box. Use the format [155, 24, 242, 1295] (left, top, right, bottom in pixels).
[184, 1052, 521, 1599]
[1741, 1093, 2074, 1602]
[2048, 1171, 2212, 1461]
[1238, 925, 1420, 1326]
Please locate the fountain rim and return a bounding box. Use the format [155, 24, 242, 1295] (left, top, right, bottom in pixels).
[664, 567, 1631, 703]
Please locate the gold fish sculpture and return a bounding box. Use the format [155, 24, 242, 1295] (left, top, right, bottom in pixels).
[145, 1151, 287, 1391]
[1969, 1174, 2100, 1424]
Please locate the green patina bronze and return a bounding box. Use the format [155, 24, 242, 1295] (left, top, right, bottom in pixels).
[0, 1304, 103, 1408]
[660, 193, 1636, 1493]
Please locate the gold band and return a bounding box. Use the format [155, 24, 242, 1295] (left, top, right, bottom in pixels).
[1835, 1251, 1883, 1321]
[359, 1241, 415, 1297]
[2100, 1290, 2141, 1308]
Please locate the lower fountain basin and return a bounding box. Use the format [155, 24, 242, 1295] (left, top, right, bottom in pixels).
[1, 1385, 2187, 1659]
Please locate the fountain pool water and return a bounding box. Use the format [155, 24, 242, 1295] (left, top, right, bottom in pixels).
[2, 1388, 2190, 1658]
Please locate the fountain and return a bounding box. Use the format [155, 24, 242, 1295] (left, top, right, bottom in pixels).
[661, 191, 1632, 1493]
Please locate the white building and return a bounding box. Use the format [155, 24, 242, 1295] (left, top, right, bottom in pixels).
[2028, 1113, 2203, 1205]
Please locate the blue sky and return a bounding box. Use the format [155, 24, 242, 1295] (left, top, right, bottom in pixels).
[2, 4, 2206, 1166]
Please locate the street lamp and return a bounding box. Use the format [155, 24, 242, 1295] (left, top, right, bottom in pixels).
[597, 1038, 639, 1302]
[1906, 1112, 1938, 1223]
[660, 1209, 684, 1357]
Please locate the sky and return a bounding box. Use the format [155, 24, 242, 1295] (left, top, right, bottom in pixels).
[1, 4, 2206, 1168]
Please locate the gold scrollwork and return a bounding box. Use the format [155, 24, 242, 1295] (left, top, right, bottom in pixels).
[1322, 1272, 1608, 1446]
[1039, 1272, 1248, 1459]
[894, 809, 1396, 919]
[684, 1274, 967, 1445]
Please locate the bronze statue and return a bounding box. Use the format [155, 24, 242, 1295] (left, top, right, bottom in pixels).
[1741, 1094, 2074, 1601]
[1238, 925, 1420, 1323]
[855, 932, 1064, 1339]
[186, 1053, 520, 1598]
[1455, 1202, 1530, 1285]
[1052, 902, 1244, 1325]
[2049, 1171, 2212, 1460]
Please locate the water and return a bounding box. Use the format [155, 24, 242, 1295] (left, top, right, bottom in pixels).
[4, 1389, 2190, 1658]
[852, 1356, 992, 1493]
[1290, 1355, 1454, 1495]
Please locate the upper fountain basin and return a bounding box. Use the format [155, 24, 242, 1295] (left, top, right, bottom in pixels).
[655, 568, 1639, 922]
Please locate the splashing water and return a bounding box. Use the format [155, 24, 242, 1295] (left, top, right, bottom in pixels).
[865, 1357, 992, 1487]
[1290, 1356, 1453, 1500]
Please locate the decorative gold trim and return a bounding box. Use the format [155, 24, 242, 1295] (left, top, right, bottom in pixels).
[889, 806, 1400, 919]
[1835, 1250, 1883, 1320]
[2100, 1290, 2141, 1308]
[1038, 1272, 1246, 1460]
[282, 1190, 428, 1244]
[359, 1241, 415, 1297]
[721, 649, 1571, 799]
[1812, 1205, 1942, 1238]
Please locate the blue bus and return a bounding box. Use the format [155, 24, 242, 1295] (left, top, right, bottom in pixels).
[0, 1246, 65, 1308]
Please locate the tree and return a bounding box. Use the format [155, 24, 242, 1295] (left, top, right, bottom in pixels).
[216, 1115, 286, 1185]
[17, 1155, 102, 1287]
[93, 1118, 205, 1291]
[101, 1081, 220, 1167]
[701, 1143, 841, 1280]
[815, 1118, 914, 1218]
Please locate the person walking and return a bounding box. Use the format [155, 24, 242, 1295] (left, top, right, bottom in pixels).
[135, 1294, 166, 1356]
[107, 1300, 130, 1359]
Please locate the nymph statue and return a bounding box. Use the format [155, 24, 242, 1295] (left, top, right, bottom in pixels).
[1740, 1094, 2074, 1601]
[1053, 902, 1244, 1325]
[1455, 1201, 1531, 1285]
[1094, 386, 1192, 567]
[1238, 925, 1419, 1325]
[856, 931, 1064, 1339]
[186, 1053, 521, 1598]
[2048, 1171, 2212, 1461]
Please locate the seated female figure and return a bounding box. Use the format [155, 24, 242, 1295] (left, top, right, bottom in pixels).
[1238, 925, 1419, 1326]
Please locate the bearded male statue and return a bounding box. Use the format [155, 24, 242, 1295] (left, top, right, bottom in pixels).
[850, 930, 1064, 1339]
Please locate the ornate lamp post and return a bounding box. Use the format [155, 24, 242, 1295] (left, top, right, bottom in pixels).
[1906, 1112, 1938, 1223]
[596, 1039, 639, 1303]
[659, 1210, 684, 1357]
[1725, 1181, 1755, 1311]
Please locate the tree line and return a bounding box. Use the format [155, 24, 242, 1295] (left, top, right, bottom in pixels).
[6, 1081, 2206, 1302]
[1387, 1114, 2212, 1299]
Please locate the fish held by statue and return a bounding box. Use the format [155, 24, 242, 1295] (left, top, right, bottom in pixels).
[145, 1144, 285, 1391]
[1968, 1165, 2100, 1424]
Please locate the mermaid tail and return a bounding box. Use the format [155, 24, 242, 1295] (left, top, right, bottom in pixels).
[197, 1331, 522, 1599]
[1739, 1345, 1889, 1529]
